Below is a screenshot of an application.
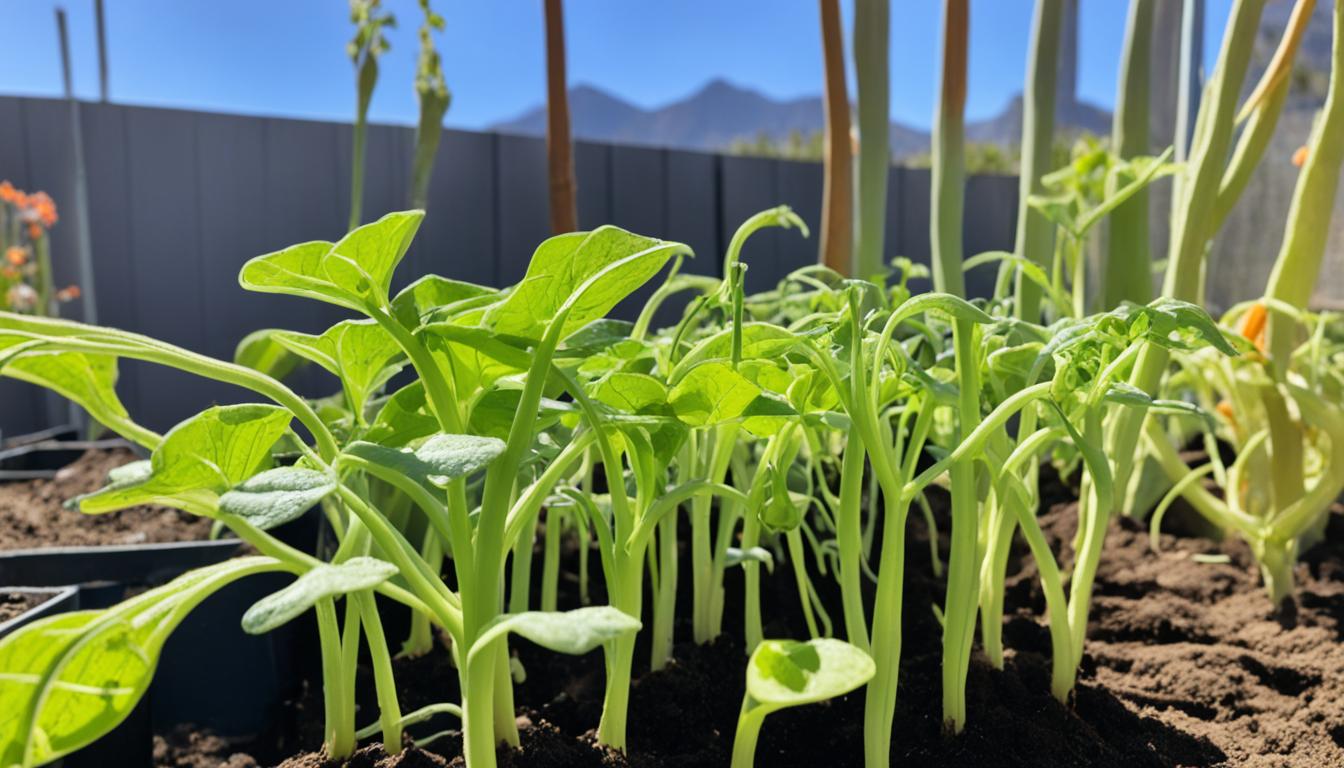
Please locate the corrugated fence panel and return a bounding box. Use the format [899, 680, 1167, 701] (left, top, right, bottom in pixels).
[123, 106, 209, 430]
[494, 133, 549, 286]
[665, 149, 720, 277]
[964, 174, 1018, 299]
[775, 159, 823, 285]
[80, 102, 140, 422]
[0, 96, 1030, 436]
[412, 129, 496, 286]
[720, 155, 781, 295]
[608, 144, 671, 323]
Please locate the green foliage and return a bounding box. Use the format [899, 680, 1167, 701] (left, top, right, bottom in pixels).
[242, 557, 398, 634]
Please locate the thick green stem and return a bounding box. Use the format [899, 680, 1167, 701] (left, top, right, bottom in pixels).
[316, 599, 354, 759]
[730, 703, 768, 768]
[837, 432, 870, 652]
[853, 0, 891, 279]
[650, 511, 679, 669]
[862, 493, 908, 768]
[357, 592, 403, 753]
[540, 509, 562, 612]
[597, 576, 640, 749]
[1103, 0, 1155, 308]
[942, 320, 981, 733]
[1012, 0, 1064, 320]
[349, 50, 376, 232]
[460, 649, 499, 768]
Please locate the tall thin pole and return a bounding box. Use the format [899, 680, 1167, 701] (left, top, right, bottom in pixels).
[94, 0, 109, 101]
[818, 0, 853, 274]
[56, 9, 97, 328]
[1176, 0, 1206, 161]
[543, 0, 577, 234]
[852, 0, 890, 279]
[56, 8, 98, 431]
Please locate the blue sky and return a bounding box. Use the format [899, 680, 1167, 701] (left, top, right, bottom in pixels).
[3, 1, 1231, 132]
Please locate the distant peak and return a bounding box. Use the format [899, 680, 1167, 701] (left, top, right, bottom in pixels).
[698, 77, 751, 96]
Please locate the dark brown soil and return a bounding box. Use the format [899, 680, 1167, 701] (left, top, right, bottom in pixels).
[0, 448, 213, 549]
[158, 481, 1344, 767]
[0, 589, 53, 623]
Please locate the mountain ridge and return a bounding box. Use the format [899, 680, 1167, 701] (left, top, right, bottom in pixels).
[489, 78, 1110, 157]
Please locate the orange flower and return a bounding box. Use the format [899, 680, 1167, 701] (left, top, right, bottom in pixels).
[0, 181, 17, 204]
[1292, 145, 1309, 168]
[5, 246, 27, 266]
[1215, 399, 1237, 428]
[1239, 302, 1268, 354]
[26, 223, 42, 240]
[56, 285, 81, 302]
[26, 192, 57, 228]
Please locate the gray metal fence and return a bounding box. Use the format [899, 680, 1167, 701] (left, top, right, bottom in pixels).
[0, 96, 1017, 433]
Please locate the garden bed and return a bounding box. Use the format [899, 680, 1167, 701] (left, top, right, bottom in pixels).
[0, 447, 213, 550]
[151, 480, 1344, 768]
[0, 589, 54, 623]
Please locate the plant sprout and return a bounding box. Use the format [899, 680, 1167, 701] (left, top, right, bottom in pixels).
[731, 638, 874, 768]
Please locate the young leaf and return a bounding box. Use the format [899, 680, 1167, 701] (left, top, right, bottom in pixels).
[241, 557, 399, 634]
[272, 320, 406, 417]
[344, 433, 506, 489]
[218, 467, 336, 530]
[73, 404, 291, 515]
[233, 329, 305, 381]
[365, 381, 439, 446]
[483, 226, 692, 341]
[391, 274, 496, 328]
[0, 336, 145, 445]
[590, 372, 669, 415]
[746, 638, 875, 708]
[239, 210, 423, 310]
[726, 546, 776, 573]
[669, 362, 763, 426]
[469, 606, 641, 665]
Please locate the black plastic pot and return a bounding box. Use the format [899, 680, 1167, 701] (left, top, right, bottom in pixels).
[0, 426, 123, 481]
[0, 447, 325, 765]
[0, 538, 247, 587]
[0, 584, 79, 639]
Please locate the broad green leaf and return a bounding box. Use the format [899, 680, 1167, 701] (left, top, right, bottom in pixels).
[344, 433, 506, 489]
[470, 606, 641, 663]
[365, 382, 439, 446]
[74, 404, 291, 515]
[1146, 297, 1239, 356]
[272, 320, 405, 417]
[0, 557, 281, 767]
[484, 227, 692, 341]
[321, 211, 424, 303]
[0, 336, 143, 446]
[590, 372, 668, 415]
[241, 557, 398, 634]
[239, 211, 423, 310]
[468, 390, 572, 440]
[419, 324, 530, 399]
[671, 324, 799, 381]
[746, 638, 875, 709]
[562, 319, 635, 354]
[238, 241, 355, 309]
[391, 274, 496, 329]
[218, 467, 336, 530]
[233, 329, 305, 381]
[669, 362, 762, 427]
